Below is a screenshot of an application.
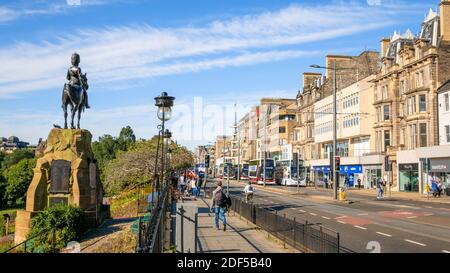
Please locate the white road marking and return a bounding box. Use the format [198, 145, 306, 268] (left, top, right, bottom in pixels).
[309, 213, 317, 216]
[354, 225, 367, 230]
[407, 216, 417, 219]
[405, 239, 426, 247]
[357, 213, 369, 216]
[335, 216, 347, 219]
[337, 220, 346, 224]
[442, 250, 450, 253]
[376, 232, 392, 237]
[321, 216, 331, 220]
[424, 213, 433, 216]
[425, 206, 433, 209]
[298, 209, 306, 212]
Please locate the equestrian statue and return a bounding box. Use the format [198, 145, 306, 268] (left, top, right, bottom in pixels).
[62, 52, 90, 129]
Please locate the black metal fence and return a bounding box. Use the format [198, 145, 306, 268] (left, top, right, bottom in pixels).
[136, 185, 169, 253]
[205, 185, 349, 253]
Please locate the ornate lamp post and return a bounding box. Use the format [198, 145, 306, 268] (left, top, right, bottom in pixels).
[163, 129, 173, 187]
[154, 92, 175, 196]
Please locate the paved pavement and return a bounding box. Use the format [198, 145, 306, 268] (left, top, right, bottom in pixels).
[211, 178, 450, 253]
[185, 197, 298, 253]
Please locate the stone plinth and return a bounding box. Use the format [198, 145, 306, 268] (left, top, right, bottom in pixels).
[14, 128, 104, 244]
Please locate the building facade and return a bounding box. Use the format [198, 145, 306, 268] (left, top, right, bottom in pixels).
[373, 3, 450, 192]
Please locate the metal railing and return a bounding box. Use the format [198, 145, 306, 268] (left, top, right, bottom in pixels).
[3, 225, 58, 253]
[136, 185, 169, 253]
[205, 185, 351, 253]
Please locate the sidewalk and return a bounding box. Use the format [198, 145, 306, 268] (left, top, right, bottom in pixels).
[184, 197, 298, 253]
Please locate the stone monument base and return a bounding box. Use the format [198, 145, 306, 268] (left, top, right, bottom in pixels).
[14, 210, 38, 245]
[14, 128, 107, 245]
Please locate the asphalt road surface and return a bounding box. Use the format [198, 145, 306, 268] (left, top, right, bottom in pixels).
[207, 178, 450, 253]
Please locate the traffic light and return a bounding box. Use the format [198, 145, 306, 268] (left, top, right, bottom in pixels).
[335, 156, 340, 172]
[205, 154, 210, 168]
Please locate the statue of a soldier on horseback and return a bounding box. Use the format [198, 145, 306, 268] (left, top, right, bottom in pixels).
[62, 52, 90, 129]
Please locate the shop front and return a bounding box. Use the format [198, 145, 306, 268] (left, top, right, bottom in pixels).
[312, 165, 362, 187]
[399, 163, 419, 192]
[428, 158, 450, 194]
[363, 165, 382, 189]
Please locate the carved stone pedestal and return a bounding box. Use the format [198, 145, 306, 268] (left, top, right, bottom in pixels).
[14, 128, 105, 244]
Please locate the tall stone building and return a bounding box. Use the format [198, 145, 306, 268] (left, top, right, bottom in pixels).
[294, 51, 380, 171]
[373, 2, 450, 193]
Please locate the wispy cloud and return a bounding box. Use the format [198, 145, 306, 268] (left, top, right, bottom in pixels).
[0, 2, 419, 98]
[0, 0, 119, 23]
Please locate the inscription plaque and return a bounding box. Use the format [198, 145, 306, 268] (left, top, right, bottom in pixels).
[49, 197, 68, 207]
[50, 160, 71, 194]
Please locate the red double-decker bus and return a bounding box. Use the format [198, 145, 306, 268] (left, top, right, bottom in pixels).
[248, 159, 276, 184]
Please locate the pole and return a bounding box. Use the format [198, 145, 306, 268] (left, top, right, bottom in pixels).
[161, 111, 165, 193]
[297, 153, 300, 193]
[333, 61, 338, 200]
[263, 106, 267, 187]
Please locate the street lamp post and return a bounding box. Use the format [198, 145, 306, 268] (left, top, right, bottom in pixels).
[154, 91, 175, 196]
[310, 63, 339, 200]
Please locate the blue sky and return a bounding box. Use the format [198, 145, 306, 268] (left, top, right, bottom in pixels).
[0, 0, 440, 150]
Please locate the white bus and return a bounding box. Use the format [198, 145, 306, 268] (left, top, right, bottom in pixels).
[275, 159, 307, 186]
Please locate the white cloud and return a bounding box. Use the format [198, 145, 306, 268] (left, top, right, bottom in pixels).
[0, 2, 416, 98]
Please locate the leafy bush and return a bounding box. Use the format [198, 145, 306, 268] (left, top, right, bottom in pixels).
[27, 205, 86, 252]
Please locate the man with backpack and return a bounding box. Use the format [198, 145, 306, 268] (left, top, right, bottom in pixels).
[210, 181, 230, 231]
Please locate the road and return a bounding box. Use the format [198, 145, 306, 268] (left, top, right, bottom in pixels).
[208, 178, 450, 253]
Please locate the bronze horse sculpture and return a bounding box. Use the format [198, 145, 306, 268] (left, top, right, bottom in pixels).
[62, 72, 89, 129]
[62, 53, 90, 129]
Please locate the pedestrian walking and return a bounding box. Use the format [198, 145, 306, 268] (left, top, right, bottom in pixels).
[243, 181, 255, 203]
[190, 176, 198, 197]
[197, 175, 204, 197]
[210, 181, 229, 231]
[431, 179, 440, 197]
[376, 177, 383, 199]
[357, 178, 361, 190]
[178, 174, 186, 196]
[324, 177, 328, 189]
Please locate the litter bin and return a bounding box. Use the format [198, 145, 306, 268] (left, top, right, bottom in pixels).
[338, 187, 346, 201]
[446, 188, 450, 196]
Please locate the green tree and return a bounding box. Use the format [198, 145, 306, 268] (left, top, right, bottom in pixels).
[1, 149, 34, 171]
[102, 136, 194, 196]
[117, 126, 136, 151]
[3, 158, 37, 206]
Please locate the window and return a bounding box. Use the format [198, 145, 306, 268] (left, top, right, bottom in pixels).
[384, 130, 390, 151]
[400, 80, 406, 94]
[408, 97, 412, 114]
[415, 71, 423, 88]
[279, 127, 286, 133]
[376, 131, 382, 152]
[383, 85, 389, 99]
[445, 94, 449, 112]
[411, 96, 417, 114]
[419, 123, 427, 147]
[383, 105, 390, 121]
[401, 128, 406, 145]
[410, 124, 417, 149]
[419, 95, 426, 112]
[376, 107, 381, 122]
[446, 125, 450, 143]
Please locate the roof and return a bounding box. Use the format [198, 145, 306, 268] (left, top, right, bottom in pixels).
[438, 80, 450, 93]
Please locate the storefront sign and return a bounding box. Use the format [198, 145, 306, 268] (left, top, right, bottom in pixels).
[312, 165, 362, 174]
[399, 163, 418, 171]
[429, 158, 450, 172]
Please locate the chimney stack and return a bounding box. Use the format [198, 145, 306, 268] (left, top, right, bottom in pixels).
[441, 0, 450, 41]
[381, 37, 391, 58]
[302, 72, 322, 89]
